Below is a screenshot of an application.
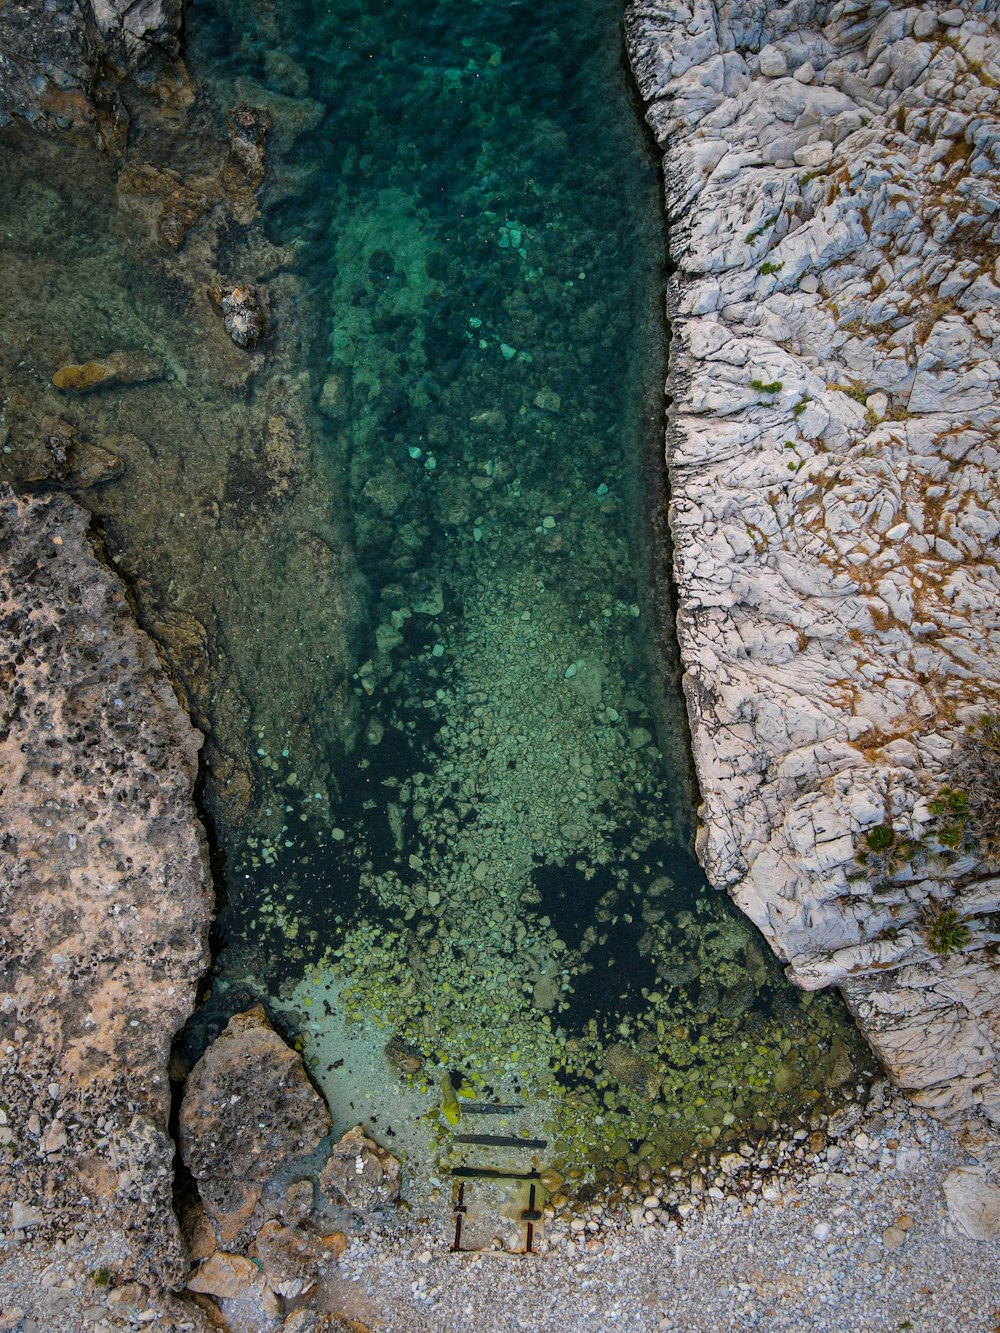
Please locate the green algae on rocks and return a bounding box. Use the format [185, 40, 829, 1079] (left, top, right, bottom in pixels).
[178, 0, 876, 1183]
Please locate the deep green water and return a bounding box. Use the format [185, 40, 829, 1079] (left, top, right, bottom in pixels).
[184, 0, 873, 1178]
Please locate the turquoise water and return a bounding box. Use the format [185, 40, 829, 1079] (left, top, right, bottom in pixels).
[183, 0, 872, 1178]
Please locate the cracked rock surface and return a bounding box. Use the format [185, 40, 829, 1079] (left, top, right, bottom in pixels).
[0, 484, 212, 1284]
[626, 0, 1000, 1163]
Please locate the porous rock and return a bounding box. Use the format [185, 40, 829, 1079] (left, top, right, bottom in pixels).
[179, 1005, 332, 1243]
[252, 1219, 325, 1301]
[0, 484, 212, 1283]
[212, 284, 266, 349]
[319, 1125, 401, 1213]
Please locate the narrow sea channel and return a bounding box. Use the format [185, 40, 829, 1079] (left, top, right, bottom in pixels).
[183, 0, 874, 1187]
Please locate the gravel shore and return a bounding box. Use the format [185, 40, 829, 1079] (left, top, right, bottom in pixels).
[325, 1085, 1000, 1333]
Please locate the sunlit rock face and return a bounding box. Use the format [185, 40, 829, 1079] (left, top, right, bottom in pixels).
[626, 0, 1000, 1165]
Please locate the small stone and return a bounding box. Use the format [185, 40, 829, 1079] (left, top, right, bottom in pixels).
[319, 1125, 401, 1213]
[213, 285, 265, 349]
[720, 1153, 748, 1175]
[793, 61, 815, 83]
[322, 1231, 348, 1257]
[10, 1203, 44, 1231]
[280, 1179, 315, 1227]
[186, 1252, 257, 1299]
[384, 1037, 422, 1079]
[500, 343, 516, 360]
[758, 45, 787, 78]
[533, 388, 561, 412]
[253, 1220, 324, 1300]
[812, 1221, 831, 1242]
[882, 1225, 907, 1251]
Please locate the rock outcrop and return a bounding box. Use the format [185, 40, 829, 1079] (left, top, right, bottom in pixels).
[318, 1126, 402, 1215]
[179, 1006, 333, 1244]
[0, 0, 183, 140]
[626, 0, 1000, 1163]
[0, 484, 212, 1281]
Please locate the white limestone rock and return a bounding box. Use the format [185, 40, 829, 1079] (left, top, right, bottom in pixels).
[626, 0, 1000, 1165]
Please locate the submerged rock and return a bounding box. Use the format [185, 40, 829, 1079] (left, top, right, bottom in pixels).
[222, 103, 271, 200]
[52, 350, 166, 392]
[179, 1005, 332, 1243]
[212, 284, 266, 348]
[22, 415, 122, 488]
[319, 1125, 401, 1213]
[383, 1036, 422, 1079]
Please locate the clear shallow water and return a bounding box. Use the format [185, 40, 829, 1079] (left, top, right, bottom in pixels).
[183, 0, 874, 1178]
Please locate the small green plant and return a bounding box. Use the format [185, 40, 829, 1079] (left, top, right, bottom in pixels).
[751, 379, 783, 394]
[745, 212, 780, 243]
[855, 824, 917, 885]
[91, 1268, 111, 1287]
[791, 395, 812, 418]
[927, 786, 971, 850]
[759, 260, 784, 276]
[920, 902, 971, 956]
[865, 824, 896, 853]
[945, 714, 1000, 857]
[830, 380, 871, 404]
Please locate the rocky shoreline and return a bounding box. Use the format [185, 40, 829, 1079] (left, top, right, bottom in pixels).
[0, 486, 212, 1296]
[1, 0, 999, 1328]
[626, 0, 1000, 1168]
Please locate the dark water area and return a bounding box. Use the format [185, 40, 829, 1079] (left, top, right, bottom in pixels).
[178, 0, 874, 1173]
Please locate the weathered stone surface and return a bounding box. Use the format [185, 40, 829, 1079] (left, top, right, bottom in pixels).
[52, 351, 166, 393]
[186, 1250, 258, 1299]
[179, 1006, 332, 1243]
[0, 0, 182, 139]
[626, 0, 1000, 1160]
[212, 285, 266, 349]
[944, 1165, 1000, 1240]
[318, 1126, 401, 1214]
[0, 484, 212, 1282]
[252, 1220, 325, 1301]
